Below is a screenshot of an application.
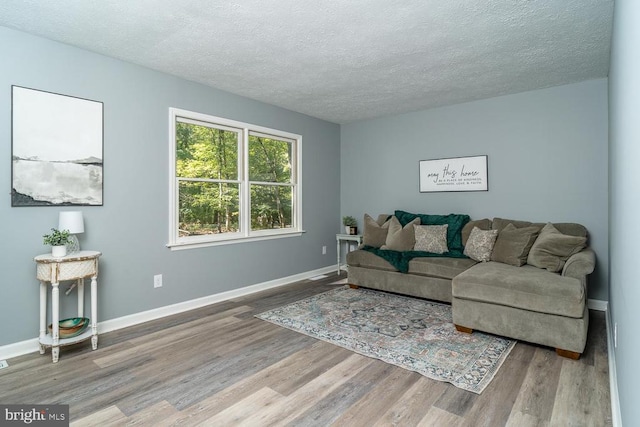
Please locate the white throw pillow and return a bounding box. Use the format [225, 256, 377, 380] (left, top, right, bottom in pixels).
[464, 226, 499, 262]
[414, 224, 449, 254]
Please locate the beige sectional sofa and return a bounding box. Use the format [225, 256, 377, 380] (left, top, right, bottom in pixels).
[346, 213, 596, 359]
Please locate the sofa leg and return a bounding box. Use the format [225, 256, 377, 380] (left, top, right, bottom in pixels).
[348, 284, 359, 289]
[454, 324, 473, 334]
[556, 349, 581, 360]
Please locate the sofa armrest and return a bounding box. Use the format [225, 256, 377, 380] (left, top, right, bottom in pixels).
[562, 248, 596, 279]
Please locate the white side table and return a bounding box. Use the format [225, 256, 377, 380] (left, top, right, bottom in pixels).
[34, 250, 101, 363]
[336, 234, 363, 275]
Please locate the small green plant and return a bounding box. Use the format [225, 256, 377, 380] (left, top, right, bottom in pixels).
[342, 216, 357, 227]
[43, 228, 71, 246]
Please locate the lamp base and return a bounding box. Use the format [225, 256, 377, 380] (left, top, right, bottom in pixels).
[66, 235, 80, 254]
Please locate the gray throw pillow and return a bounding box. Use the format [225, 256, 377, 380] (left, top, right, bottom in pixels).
[381, 216, 421, 251]
[362, 213, 391, 248]
[491, 223, 540, 266]
[527, 223, 587, 272]
[463, 227, 499, 262]
[414, 224, 448, 254]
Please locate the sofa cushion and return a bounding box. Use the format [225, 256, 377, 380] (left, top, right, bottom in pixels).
[492, 217, 587, 238]
[562, 248, 596, 279]
[461, 218, 492, 246]
[463, 227, 498, 262]
[492, 217, 544, 233]
[414, 224, 448, 253]
[527, 223, 587, 272]
[381, 216, 421, 251]
[362, 213, 391, 248]
[346, 249, 397, 272]
[408, 257, 478, 279]
[348, 248, 477, 277]
[553, 223, 588, 238]
[395, 210, 470, 254]
[491, 223, 540, 266]
[452, 262, 585, 318]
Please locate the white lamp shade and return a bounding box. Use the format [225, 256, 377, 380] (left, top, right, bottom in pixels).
[59, 211, 84, 234]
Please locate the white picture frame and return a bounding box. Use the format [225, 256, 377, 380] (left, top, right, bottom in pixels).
[419, 155, 488, 193]
[11, 86, 104, 206]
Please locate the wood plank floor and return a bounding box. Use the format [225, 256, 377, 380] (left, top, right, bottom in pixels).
[0, 275, 612, 426]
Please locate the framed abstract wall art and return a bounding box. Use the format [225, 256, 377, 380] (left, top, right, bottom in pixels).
[11, 86, 104, 206]
[419, 155, 488, 192]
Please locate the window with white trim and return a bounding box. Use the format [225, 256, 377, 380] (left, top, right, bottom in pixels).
[168, 108, 302, 248]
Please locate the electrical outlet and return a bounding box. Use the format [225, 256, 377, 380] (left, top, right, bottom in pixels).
[322, 245, 327, 255]
[154, 274, 163, 288]
[614, 322, 618, 348]
[0, 360, 8, 369]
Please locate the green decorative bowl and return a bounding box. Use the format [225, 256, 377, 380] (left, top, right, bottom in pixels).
[48, 317, 90, 339]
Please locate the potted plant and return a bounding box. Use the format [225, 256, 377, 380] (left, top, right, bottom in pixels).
[43, 228, 71, 257]
[342, 216, 358, 235]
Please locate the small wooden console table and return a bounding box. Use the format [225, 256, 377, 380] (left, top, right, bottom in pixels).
[34, 250, 101, 363]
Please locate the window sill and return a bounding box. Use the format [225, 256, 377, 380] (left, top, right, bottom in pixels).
[167, 230, 305, 251]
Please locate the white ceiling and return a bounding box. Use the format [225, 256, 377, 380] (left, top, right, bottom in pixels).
[0, 0, 613, 124]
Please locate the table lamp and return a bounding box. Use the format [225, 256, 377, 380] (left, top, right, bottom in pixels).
[58, 211, 84, 253]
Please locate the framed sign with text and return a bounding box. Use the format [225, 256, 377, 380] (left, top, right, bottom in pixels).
[419, 155, 488, 192]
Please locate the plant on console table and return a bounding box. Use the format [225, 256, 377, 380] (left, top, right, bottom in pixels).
[43, 228, 72, 257]
[342, 216, 358, 235]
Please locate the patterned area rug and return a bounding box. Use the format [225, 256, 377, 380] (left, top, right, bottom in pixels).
[256, 286, 515, 393]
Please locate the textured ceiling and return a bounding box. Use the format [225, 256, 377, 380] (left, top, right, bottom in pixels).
[0, 0, 613, 124]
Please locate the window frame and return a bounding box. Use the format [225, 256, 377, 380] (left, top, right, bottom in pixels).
[168, 108, 303, 250]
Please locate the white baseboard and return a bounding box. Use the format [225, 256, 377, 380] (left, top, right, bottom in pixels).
[588, 299, 608, 311]
[606, 306, 622, 427]
[0, 338, 40, 362]
[0, 265, 336, 361]
[587, 299, 622, 426]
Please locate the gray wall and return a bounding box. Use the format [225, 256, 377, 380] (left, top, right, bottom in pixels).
[341, 79, 609, 301]
[0, 26, 341, 347]
[609, 0, 640, 425]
